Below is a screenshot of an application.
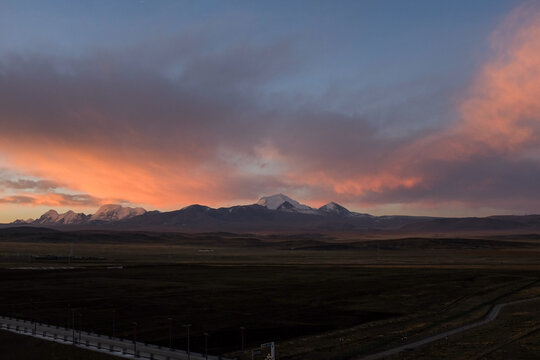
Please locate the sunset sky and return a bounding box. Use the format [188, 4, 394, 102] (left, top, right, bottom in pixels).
[1, 0, 540, 222]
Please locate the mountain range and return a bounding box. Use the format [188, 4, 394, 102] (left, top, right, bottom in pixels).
[14, 204, 146, 225]
[9, 193, 540, 233]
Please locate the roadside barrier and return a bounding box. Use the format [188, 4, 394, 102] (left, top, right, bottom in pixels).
[0, 315, 230, 360]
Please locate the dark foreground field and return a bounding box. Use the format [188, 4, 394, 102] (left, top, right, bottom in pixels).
[1, 228, 540, 359]
[0, 329, 119, 360]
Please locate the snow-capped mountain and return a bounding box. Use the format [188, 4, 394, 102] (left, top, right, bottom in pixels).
[12, 218, 34, 224]
[9, 194, 536, 233]
[318, 202, 353, 216]
[13, 204, 146, 225]
[10, 195, 394, 231]
[90, 204, 146, 222]
[35, 210, 61, 224]
[34, 210, 89, 225]
[256, 194, 319, 214]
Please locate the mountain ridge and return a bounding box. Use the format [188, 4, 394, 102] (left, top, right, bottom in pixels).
[15, 204, 147, 225]
[9, 194, 540, 233]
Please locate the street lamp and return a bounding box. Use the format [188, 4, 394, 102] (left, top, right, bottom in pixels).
[30, 298, 37, 335]
[78, 313, 83, 344]
[67, 304, 71, 329]
[30, 298, 34, 334]
[240, 326, 246, 352]
[133, 322, 138, 355]
[112, 309, 116, 338]
[183, 324, 192, 360]
[203, 332, 209, 360]
[71, 310, 76, 344]
[168, 317, 173, 349]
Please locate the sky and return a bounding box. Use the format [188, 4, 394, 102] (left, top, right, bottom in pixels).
[2, 0, 540, 222]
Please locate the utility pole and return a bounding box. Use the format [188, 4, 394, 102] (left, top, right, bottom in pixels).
[112, 309, 116, 338]
[71, 310, 75, 344]
[67, 304, 71, 329]
[33, 301, 37, 334]
[168, 317, 173, 349]
[183, 324, 192, 360]
[78, 313, 83, 344]
[133, 322, 138, 355]
[204, 332, 209, 360]
[31, 298, 36, 334]
[240, 326, 246, 352]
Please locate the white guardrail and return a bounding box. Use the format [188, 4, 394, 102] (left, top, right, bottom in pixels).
[0, 315, 232, 360]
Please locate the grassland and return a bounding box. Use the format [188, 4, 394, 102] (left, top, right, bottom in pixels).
[0, 329, 120, 360]
[0, 229, 540, 359]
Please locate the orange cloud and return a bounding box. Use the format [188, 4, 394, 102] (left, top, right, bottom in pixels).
[0, 138, 232, 209]
[2, 3, 540, 218]
[0, 193, 100, 207]
[458, 3, 540, 154]
[275, 4, 540, 207]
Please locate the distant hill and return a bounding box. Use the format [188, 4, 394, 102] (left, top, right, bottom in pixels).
[399, 216, 540, 233]
[13, 204, 147, 226]
[7, 194, 540, 233]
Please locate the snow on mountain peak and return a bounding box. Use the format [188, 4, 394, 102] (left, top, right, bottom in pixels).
[322, 202, 339, 209]
[11, 204, 145, 225]
[35, 210, 59, 223]
[33, 209, 88, 225]
[12, 218, 35, 224]
[319, 202, 352, 216]
[90, 204, 146, 222]
[256, 194, 312, 211]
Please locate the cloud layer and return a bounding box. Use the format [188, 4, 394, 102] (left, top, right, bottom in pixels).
[1, 4, 540, 217]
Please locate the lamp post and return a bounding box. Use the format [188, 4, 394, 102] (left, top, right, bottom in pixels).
[168, 317, 173, 349]
[133, 322, 138, 355]
[204, 332, 209, 360]
[240, 326, 246, 352]
[31, 298, 36, 335]
[30, 298, 33, 333]
[78, 313, 83, 344]
[67, 304, 71, 329]
[183, 324, 192, 360]
[112, 309, 116, 338]
[71, 310, 76, 344]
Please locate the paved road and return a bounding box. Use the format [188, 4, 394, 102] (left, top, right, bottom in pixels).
[0, 316, 231, 360]
[356, 296, 540, 360]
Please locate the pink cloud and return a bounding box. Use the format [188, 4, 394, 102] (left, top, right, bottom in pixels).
[1, 4, 540, 217]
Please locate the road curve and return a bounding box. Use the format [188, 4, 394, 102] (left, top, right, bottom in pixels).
[355, 296, 540, 360]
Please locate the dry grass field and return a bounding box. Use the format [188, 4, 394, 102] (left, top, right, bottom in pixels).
[0, 329, 120, 360]
[0, 229, 540, 359]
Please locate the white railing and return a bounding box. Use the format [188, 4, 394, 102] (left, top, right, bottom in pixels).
[0, 316, 230, 360]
